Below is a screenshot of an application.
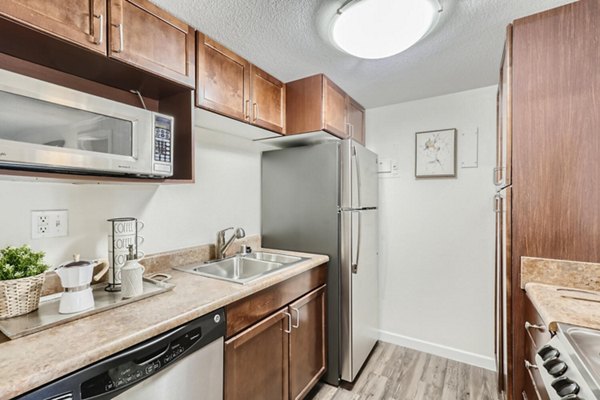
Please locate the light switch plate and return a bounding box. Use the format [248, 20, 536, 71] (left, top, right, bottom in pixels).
[31, 210, 68, 239]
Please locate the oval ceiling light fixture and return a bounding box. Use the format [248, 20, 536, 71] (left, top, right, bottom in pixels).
[330, 0, 443, 60]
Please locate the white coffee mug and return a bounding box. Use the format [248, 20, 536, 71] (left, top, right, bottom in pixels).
[108, 235, 145, 251]
[108, 249, 145, 284]
[111, 220, 145, 236]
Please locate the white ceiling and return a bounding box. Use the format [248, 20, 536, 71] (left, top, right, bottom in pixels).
[153, 0, 576, 108]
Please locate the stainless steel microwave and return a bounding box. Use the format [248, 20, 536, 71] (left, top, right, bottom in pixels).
[0, 68, 174, 178]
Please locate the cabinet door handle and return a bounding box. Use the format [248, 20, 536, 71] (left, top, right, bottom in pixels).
[525, 321, 546, 332]
[112, 23, 124, 53]
[93, 14, 104, 45]
[291, 307, 300, 328]
[253, 103, 259, 122]
[245, 100, 250, 120]
[283, 311, 292, 334]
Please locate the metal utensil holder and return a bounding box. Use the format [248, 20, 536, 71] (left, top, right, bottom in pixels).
[106, 217, 141, 292]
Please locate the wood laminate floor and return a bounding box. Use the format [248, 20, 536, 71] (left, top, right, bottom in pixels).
[307, 342, 498, 400]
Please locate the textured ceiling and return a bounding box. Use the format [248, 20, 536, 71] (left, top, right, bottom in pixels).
[153, 0, 576, 108]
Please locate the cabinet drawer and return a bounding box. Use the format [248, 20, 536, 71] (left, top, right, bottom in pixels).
[524, 296, 551, 349]
[226, 264, 327, 337]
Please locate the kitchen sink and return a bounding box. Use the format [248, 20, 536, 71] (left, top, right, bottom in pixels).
[173, 253, 306, 284]
[245, 251, 302, 264]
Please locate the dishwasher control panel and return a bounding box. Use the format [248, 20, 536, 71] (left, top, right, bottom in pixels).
[81, 325, 205, 398]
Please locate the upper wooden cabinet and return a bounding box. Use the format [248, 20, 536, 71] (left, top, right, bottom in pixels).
[250, 65, 286, 133]
[286, 74, 366, 144]
[196, 33, 285, 134]
[196, 32, 250, 122]
[108, 0, 195, 87]
[323, 77, 347, 137]
[0, 0, 107, 55]
[347, 97, 366, 145]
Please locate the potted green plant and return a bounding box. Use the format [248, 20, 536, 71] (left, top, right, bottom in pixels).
[0, 245, 49, 319]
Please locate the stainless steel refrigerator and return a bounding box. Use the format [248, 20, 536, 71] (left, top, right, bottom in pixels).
[261, 139, 379, 385]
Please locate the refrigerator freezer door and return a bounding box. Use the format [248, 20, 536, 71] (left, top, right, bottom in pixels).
[341, 140, 379, 210]
[341, 209, 379, 382]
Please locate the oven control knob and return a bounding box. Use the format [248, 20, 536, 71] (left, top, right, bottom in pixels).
[560, 395, 581, 400]
[538, 344, 560, 361]
[543, 357, 568, 377]
[551, 376, 580, 397]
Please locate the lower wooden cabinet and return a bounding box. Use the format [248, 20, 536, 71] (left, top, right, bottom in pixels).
[225, 309, 290, 400]
[225, 284, 327, 400]
[289, 286, 326, 400]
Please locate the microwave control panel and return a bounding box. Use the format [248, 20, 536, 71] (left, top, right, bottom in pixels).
[152, 114, 174, 176]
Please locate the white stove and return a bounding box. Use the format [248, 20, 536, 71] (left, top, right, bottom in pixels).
[536, 323, 600, 399]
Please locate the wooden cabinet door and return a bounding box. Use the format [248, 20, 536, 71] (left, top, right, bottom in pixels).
[108, 0, 194, 87]
[0, 0, 106, 54]
[225, 308, 290, 400]
[347, 98, 365, 144]
[323, 77, 348, 138]
[289, 285, 326, 400]
[250, 65, 286, 133]
[196, 33, 251, 122]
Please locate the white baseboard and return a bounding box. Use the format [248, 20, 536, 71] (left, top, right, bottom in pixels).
[379, 329, 496, 371]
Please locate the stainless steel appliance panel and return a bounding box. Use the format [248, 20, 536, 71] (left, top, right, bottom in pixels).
[114, 338, 223, 400]
[341, 140, 379, 210]
[261, 142, 341, 385]
[340, 208, 379, 382]
[18, 309, 225, 400]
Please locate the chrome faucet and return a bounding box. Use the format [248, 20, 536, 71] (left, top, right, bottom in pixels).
[216, 227, 245, 260]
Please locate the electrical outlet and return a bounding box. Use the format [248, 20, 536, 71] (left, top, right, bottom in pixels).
[31, 210, 68, 239]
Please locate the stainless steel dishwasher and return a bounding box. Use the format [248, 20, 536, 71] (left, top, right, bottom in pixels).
[19, 309, 225, 400]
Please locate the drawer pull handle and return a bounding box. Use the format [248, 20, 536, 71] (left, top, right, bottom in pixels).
[525, 321, 546, 332]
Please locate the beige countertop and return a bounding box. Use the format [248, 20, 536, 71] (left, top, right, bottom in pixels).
[0, 248, 328, 399]
[526, 282, 600, 332]
[522, 256, 600, 333]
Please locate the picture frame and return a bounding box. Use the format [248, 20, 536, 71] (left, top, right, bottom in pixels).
[415, 128, 457, 178]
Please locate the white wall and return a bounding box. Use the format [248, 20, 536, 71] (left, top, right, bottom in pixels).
[367, 85, 497, 370]
[0, 128, 267, 266]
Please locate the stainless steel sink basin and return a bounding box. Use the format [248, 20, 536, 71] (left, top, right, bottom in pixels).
[173, 252, 306, 284]
[245, 251, 302, 264]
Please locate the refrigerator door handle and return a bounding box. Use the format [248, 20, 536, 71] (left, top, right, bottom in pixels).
[352, 211, 361, 274]
[352, 145, 362, 209]
[494, 193, 503, 213]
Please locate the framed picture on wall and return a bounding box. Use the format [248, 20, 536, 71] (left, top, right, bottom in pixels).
[415, 128, 457, 178]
